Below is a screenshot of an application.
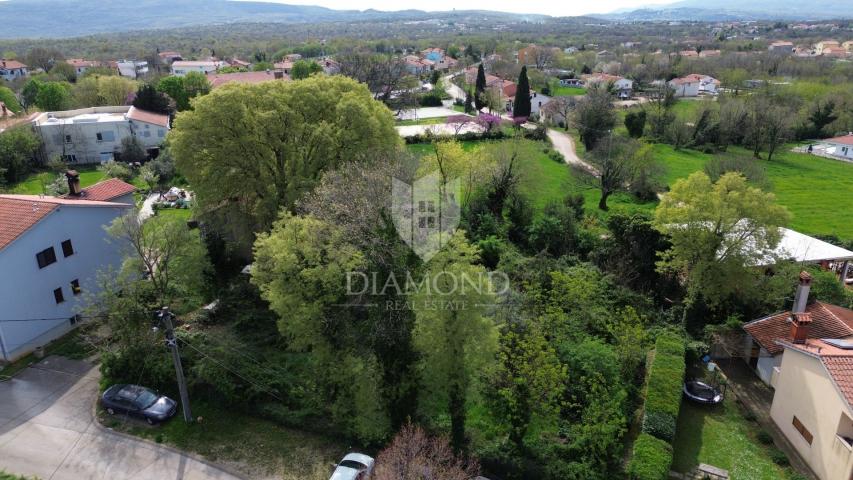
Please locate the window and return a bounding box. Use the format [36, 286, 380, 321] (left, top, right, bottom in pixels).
[69, 314, 80, 326]
[53, 287, 65, 304]
[64, 134, 72, 144]
[143, 130, 151, 138]
[158, 129, 165, 138]
[61, 154, 78, 163]
[70, 279, 81, 295]
[36, 247, 57, 269]
[98, 131, 115, 142]
[792, 416, 813, 445]
[96, 132, 103, 142]
[61, 239, 74, 257]
[100, 152, 114, 163]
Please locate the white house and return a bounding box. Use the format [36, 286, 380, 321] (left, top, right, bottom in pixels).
[66, 59, 101, 76]
[0, 59, 28, 81]
[116, 60, 148, 79]
[170, 60, 221, 76]
[581, 73, 633, 98]
[0, 174, 134, 362]
[668, 75, 701, 97]
[770, 338, 853, 480]
[824, 133, 853, 160]
[743, 272, 853, 387]
[32, 106, 170, 165]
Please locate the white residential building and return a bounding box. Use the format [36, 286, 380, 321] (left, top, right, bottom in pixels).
[170, 60, 221, 76]
[0, 175, 135, 362]
[0, 59, 28, 81]
[824, 133, 853, 161]
[66, 59, 101, 76]
[32, 106, 170, 165]
[116, 60, 148, 79]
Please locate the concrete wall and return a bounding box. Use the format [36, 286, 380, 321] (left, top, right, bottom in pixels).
[770, 348, 853, 480]
[756, 350, 782, 386]
[0, 204, 129, 361]
[670, 81, 700, 97]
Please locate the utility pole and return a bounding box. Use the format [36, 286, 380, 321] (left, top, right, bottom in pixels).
[158, 306, 193, 423]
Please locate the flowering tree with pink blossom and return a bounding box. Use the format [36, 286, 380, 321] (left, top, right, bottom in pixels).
[475, 113, 502, 133]
[446, 114, 474, 135]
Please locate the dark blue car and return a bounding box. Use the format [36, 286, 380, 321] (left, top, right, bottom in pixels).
[101, 384, 177, 425]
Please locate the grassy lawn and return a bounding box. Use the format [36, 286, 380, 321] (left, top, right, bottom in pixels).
[7, 166, 148, 194]
[672, 397, 794, 480]
[100, 402, 349, 480]
[0, 471, 33, 480]
[396, 116, 451, 126]
[154, 207, 193, 220]
[551, 85, 586, 96]
[9, 168, 108, 194]
[406, 138, 575, 212]
[653, 144, 853, 239]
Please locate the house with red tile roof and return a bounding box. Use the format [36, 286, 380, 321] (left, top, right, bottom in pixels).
[0, 59, 28, 81]
[65, 59, 102, 76]
[206, 70, 290, 88]
[0, 173, 132, 362]
[824, 133, 853, 160]
[743, 272, 853, 387]
[770, 337, 853, 480]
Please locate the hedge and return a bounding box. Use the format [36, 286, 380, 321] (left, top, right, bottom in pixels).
[628, 433, 673, 480]
[642, 332, 686, 442]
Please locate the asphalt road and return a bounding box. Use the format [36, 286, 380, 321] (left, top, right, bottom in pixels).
[0, 356, 243, 480]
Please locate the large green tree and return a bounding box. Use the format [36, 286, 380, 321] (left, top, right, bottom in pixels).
[0, 86, 22, 113]
[291, 59, 322, 80]
[474, 64, 487, 111]
[35, 81, 72, 111]
[0, 126, 41, 186]
[169, 76, 399, 252]
[412, 231, 498, 451]
[572, 86, 616, 151]
[512, 66, 531, 118]
[654, 172, 791, 312]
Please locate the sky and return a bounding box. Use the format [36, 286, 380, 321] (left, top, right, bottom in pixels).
[235, 0, 677, 17]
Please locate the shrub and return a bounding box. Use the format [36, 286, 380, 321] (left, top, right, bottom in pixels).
[628, 433, 672, 480]
[756, 430, 773, 445]
[419, 92, 443, 107]
[770, 449, 789, 466]
[641, 332, 686, 442]
[641, 410, 676, 443]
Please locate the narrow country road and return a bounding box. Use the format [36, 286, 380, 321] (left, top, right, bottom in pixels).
[0, 356, 244, 480]
[546, 129, 598, 175]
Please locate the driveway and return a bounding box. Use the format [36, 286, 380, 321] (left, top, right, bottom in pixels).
[547, 129, 598, 175]
[0, 356, 243, 480]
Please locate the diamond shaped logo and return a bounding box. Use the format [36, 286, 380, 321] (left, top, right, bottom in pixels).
[391, 171, 461, 261]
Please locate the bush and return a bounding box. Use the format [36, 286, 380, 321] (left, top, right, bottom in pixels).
[770, 448, 789, 466]
[419, 92, 443, 107]
[756, 430, 773, 445]
[641, 332, 686, 442]
[628, 433, 672, 480]
[641, 410, 676, 443]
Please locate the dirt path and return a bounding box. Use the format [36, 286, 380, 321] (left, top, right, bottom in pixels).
[546, 128, 598, 175]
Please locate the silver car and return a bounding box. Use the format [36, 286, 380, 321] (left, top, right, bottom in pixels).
[330, 453, 374, 480]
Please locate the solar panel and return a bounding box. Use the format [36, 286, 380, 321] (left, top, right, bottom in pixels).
[823, 339, 853, 350]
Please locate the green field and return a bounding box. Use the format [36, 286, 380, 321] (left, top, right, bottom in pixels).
[406, 138, 575, 212]
[7, 165, 149, 195]
[396, 116, 452, 126]
[652, 144, 853, 239]
[672, 397, 794, 480]
[551, 85, 586, 96]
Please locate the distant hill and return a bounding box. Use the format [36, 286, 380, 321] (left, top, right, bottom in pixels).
[598, 0, 853, 21]
[0, 0, 546, 39]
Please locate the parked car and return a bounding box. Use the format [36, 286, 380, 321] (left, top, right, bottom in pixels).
[330, 453, 374, 480]
[101, 384, 177, 425]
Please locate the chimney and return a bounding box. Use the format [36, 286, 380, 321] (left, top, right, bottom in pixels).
[65, 170, 81, 196]
[792, 271, 812, 313]
[790, 312, 812, 344]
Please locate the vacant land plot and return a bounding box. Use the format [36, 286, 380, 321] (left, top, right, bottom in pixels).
[672, 397, 795, 480]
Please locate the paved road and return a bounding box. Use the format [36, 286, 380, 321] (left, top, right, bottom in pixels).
[546, 129, 598, 175]
[0, 356, 243, 480]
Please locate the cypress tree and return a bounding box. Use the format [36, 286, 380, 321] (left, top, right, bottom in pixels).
[513, 66, 531, 118]
[474, 64, 487, 111]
